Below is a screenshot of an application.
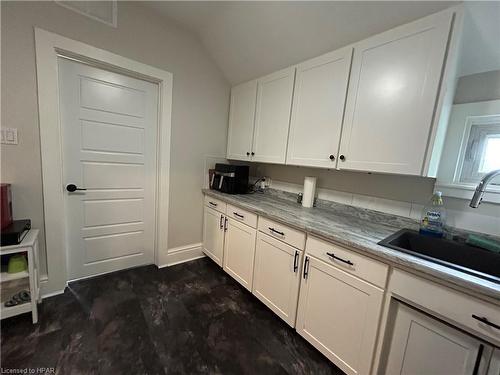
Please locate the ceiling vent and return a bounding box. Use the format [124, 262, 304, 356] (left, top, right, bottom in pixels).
[55, 1, 117, 28]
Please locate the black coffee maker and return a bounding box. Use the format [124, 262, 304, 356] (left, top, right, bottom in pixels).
[210, 164, 249, 194]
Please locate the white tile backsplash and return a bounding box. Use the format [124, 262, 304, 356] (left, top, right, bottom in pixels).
[270, 179, 499, 236]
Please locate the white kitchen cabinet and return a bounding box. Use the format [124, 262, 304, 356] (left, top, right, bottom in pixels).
[384, 302, 491, 375]
[202, 206, 225, 266]
[252, 232, 302, 327]
[252, 67, 296, 164]
[296, 254, 384, 375]
[223, 217, 257, 291]
[286, 47, 352, 168]
[338, 10, 453, 175]
[226, 80, 258, 161]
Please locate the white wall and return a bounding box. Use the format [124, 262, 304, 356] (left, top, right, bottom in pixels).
[454, 70, 500, 104]
[1, 1, 230, 276]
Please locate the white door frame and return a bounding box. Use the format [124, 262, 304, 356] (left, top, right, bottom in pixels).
[35, 28, 172, 295]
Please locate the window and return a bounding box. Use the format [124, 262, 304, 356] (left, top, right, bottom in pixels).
[459, 118, 500, 184]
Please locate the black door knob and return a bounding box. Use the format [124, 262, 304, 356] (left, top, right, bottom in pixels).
[66, 184, 87, 192]
[246, 152, 250, 156]
[339, 155, 345, 161]
[251, 152, 255, 156]
[329, 155, 335, 160]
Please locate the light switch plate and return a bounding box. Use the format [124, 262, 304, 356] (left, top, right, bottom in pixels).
[1, 128, 18, 145]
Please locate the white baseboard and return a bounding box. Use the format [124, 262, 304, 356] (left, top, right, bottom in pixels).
[160, 242, 205, 268]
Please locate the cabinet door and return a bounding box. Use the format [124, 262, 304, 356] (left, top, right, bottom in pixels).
[287, 47, 352, 168]
[252, 67, 296, 164]
[296, 255, 384, 375]
[226, 80, 257, 161]
[252, 232, 302, 327]
[339, 10, 453, 175]
[223, 218, 256, 291]
[384, 302, 489, 375]
[202, 207, 225, 266]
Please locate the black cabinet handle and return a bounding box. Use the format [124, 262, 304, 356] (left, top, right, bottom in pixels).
[329, 155, 335, 160]
[246, 152, 250, 156]
[293, 250, 299, 273]
[472, 315, 500, 330]
[303, 256, 310, 279]
[224, 217, 228, 232]
[208, 201, 217, 207]
[339, 155, 345, 161]
[269, 227, 285, 236]
[326, 252, 354, 266]
[66, 184, 86, 192]
[233, 212, 244, 219]
[219, 214, 224, 230]
[472, 344, 484, 375]
[251, 152, 255, 156]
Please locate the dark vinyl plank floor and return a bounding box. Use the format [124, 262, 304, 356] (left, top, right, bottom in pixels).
[1, 258, 343, 375]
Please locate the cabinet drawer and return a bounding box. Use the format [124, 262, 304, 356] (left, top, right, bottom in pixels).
[390, 269, 500, 346]
[204, 195, 226, 213]
[258, 217, 305, 250]
[226, 204, 257, 228]
[306, 236, 388, 288]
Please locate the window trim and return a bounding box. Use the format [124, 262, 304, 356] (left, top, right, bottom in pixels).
[436, 99, 500, 204]
[456, 116, 500, 184]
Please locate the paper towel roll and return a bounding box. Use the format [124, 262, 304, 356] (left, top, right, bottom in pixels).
[302, 176, 317, 208]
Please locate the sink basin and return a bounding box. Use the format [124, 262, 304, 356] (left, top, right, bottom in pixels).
[378, 229, 500, 284]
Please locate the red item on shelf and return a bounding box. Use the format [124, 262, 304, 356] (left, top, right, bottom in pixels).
[1, 183, 13, 230]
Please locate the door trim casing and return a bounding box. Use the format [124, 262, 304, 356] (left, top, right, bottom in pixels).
[35, 28, 173, 295]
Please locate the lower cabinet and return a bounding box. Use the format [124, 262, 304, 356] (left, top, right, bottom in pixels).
[202, 206, 225, 266]
[383, 302, 490, 375]
[296, 255, 384, 375]
[252, 232, 302, 327]
[223, 217, 257, 291]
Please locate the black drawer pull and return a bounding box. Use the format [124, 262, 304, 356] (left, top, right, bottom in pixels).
[208, 201, 217, 207]
[303, 256, 310, 279]
[233, 212, 244, 219]
[269, 227, 285, 236]
[293, 250, 299, 273]
[326, 252, 354, 266]
[472, 315, 500, 330]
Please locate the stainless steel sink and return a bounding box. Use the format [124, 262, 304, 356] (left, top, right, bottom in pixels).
[378, 229, 500, 284]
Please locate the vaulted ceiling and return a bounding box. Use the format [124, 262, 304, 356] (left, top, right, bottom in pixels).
[144, 1, 499, 84]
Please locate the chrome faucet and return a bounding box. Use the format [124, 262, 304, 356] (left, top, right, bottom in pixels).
[469, 169, 500, 208]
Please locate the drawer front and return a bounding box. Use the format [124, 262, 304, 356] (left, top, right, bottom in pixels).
[204, 195, 226, 214]
[226, 204, 258, 228]
[258, 217, 306, 250]
[390, 269, 500, 346]
[306, 236, 388, 288]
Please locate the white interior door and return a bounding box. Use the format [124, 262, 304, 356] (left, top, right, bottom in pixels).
[58, 58, 158, 280]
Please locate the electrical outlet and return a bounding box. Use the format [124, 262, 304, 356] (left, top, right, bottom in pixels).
[1, 128, 18, 145]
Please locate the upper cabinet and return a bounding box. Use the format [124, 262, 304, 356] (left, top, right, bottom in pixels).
[252, 67, 296, 164]
[226, 80, 258, 161]
[225, 8, 459, 176]
[287, 47, 353, 168]
[338, 11, 453, 175]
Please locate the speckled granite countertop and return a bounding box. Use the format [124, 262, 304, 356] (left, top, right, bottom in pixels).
[203, 189, 500, 302]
